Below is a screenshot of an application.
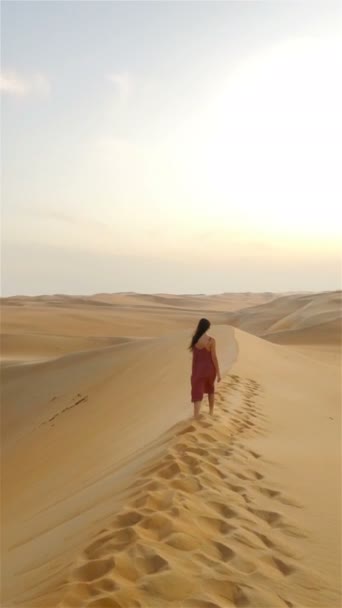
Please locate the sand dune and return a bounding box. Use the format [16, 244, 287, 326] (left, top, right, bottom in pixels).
[263, 318, 341, 346]
[0, 292, 274, 364]
[227, 291, 342, 346]
[1, 292, 341, 607]
[1, 326, 237, 607]
[2, 292, 275, 312]
[228, 291, 342, 368]
[56, 331, 340, 608]
[0, 333, 136, 366]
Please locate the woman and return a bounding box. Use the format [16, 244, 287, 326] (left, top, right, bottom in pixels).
[189, 318, 221, 419]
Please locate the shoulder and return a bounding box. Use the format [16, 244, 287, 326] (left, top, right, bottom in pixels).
[208, 336, 216, 348]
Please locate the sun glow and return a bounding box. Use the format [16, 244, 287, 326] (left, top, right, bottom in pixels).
[171, 37, 342, 250]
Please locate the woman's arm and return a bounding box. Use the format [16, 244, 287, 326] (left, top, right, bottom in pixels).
[210, 338, 221, 382]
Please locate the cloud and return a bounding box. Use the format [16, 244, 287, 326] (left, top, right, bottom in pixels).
[106, 72, 133, 100]
[43, 210, 111, 232]
[13, 206, 113, 233]
[0, 70, 50, 97]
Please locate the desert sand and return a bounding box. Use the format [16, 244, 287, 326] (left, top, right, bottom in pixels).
[1, 291, 341, 608]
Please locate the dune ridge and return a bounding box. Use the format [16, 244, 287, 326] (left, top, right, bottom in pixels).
[0, 293, 273, 364]
[226, 291, 341, 345]
[2, 291, 340, 367]
[1, 292, 340, 607]
[1, 327, 237, 607]
[59, 371, 339, 608]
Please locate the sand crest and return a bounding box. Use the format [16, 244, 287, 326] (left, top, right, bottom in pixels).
[1, 292, 340, 607]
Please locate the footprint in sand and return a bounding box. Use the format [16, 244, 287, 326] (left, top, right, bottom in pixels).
[95, 578, 118, 593]
[114, 510, 143, 527]
[157, 461, 182, 479]
[251, 530, 276, 548]
[272, 557, 296, 576]
[249, 508, 283, 527]
[107, 527, 139, 548]
[171, 476, 203, 494]
[139, 513, 176, 540]
[87, 599, 125, 608]
[72, 557, 115, 582]
[139, 570, 196, 601]
[182, 600, 224, 608]
[207, 501, 237, 519]
[165, 532, 199, 550]
[61, 374, 312, 608]
[199, 515, 236, 535]
[177, 424, 197, 437]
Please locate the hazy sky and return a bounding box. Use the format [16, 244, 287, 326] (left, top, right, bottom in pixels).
[1, 1, 341, 295]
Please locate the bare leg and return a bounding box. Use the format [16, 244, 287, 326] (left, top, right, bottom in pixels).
[208, 393, 215, 415]
[193, 401, 202, 419]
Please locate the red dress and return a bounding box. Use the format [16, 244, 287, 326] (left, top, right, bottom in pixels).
[191, 344, 216, 402]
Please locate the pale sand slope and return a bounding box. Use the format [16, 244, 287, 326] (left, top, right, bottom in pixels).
[3, 291, 337, 365]
[0, 334, 136, 367]
[2, 321, 340, 607]
[1, 292, 275, 363]
[227, 290, 341, 368]
[227, 291, 341, 344]
[2, 290, 340, 607]
[1, 326, 237, 607]
[58, 333, 340, 608]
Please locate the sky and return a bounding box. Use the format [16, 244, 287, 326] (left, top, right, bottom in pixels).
[1, 0, 341, 295]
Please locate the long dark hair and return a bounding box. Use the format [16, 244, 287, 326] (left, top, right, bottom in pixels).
[189, 318, 211, 351]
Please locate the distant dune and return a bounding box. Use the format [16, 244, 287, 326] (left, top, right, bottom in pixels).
[227, 291, 342, 344]
[1, 291, 340, 607]
[0, 292, 274, 364]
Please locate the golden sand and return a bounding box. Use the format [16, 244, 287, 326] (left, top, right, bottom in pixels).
[1, 292, 340, 607]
